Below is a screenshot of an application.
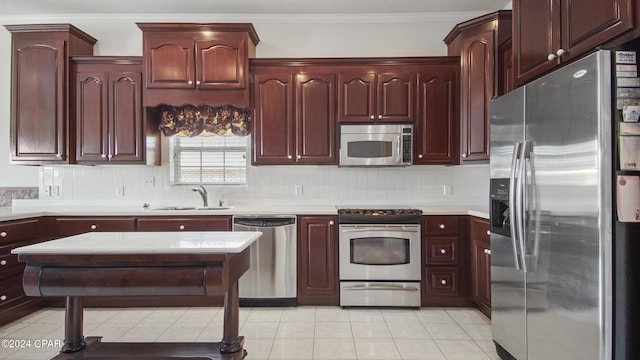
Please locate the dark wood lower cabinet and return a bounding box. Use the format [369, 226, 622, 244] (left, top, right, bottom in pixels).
[470, 217, 491, 317]
[297, 215, 339, 306]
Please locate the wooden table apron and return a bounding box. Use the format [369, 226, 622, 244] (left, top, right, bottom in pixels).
[17, 249, 251, 359]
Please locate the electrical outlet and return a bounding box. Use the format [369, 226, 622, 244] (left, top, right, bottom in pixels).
[42, 185, 51, 197]
[50, 185, 60, 197]
[443, 184, 452, 196]
[116, 185, 125, 197]
[144, 176, 155, 187]
[294, 184, 303, 197]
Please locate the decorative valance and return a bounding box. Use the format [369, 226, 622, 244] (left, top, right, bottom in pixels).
[158, 104, 251, 137]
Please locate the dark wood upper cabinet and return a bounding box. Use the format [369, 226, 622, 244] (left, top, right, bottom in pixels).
[6, 24, 96, 164]
[251, 62, 337, 165]
[444, 11, 512, 163]
[72, 57, 154, 164]
[514, 0, 636, 85]
[137, 23, 259, 107]
[338, 69, 415, 123]
[415, 61, 460, 165]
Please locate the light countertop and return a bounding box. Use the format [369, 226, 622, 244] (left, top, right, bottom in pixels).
[0, 200, 489, 222]
[12, 231, 262, 255]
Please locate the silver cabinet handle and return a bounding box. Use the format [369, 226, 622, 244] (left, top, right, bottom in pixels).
[196, 80, 201, 85]
[329, 221, 334, 226]
[462, 154, 467, 158]
[440, 248, 446, 254]
[370, 115, 375, 120]
[344, 284, 419, 291]
[418, 154, 423, 159]
[0, 260, 6, 266]
[287, 155, 292, 160]
[90, 224, 97, 230]
[179, 225, 185, 230]
[101, 154, 106, 158]
[547, 53, 557, 61]
[188, 80, 193, 85]
[0, 295, 6, 301]
[296, 155, 301, 160]
[486, 230, 490, 236]
[0, 232, 6, 238]
[440, 279, 447, 285]
[484, 249, 491, 255]
[439, 224, 445, 229]
[556, 48, 566, 57]
[378, 114, 382, 119]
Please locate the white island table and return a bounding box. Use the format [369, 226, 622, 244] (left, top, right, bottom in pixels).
[11, 231, 262, 360]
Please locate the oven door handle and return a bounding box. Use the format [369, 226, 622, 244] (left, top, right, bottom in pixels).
[341, 228, 419, 233]
[343, 284, 420, 291]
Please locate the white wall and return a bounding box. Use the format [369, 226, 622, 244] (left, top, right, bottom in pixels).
[0, 12, 491, 205]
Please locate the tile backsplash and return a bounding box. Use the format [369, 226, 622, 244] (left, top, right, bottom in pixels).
[0, 187, 38, 206]
[38, 164, 489, 207]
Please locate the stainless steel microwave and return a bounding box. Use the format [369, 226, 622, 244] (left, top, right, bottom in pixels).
[339, 124, 413, 166]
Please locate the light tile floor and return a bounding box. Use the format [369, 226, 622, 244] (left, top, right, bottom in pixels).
[0, 306, 500, 360]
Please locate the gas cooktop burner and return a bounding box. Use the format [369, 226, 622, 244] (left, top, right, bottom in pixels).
[337, 207, 423, 224]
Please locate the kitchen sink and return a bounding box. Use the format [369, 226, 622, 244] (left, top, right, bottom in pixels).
[152, 206, 231, 211]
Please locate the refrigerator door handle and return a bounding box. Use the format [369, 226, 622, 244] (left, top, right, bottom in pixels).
[516, 141, 528, 273]
[509, 141, 523, 271]
[523, 140, 541, 272]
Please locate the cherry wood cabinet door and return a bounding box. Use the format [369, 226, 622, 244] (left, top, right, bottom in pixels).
[515, 0, 635, 85]
[252, 70, 296, 164]
[295, 72, 337, 164]
[12, 39, 67, 162]
[75, 70, 109, 163]
[337, 71, 376, 123]
[470, 217, 491, 317]
[110, 70, 143, 162]
[513, 0, 559, 86]
[196, 39, 247, 89]
[460, 30, 494, 162]
[561, 0, 634, 59]
[144, 38, 195, 89]
[376, 71, 416, 123]
[297, 216, 339, 306]
[73, 59, 144, 164]
[415, 69, 459, 165]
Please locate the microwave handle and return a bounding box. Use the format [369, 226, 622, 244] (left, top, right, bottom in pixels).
[397, 135, 401, 164]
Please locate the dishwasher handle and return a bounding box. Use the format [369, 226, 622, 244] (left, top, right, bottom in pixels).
[233, 217, 296, 227]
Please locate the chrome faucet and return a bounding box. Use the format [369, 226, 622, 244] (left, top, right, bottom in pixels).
[192, 185, 208, 207]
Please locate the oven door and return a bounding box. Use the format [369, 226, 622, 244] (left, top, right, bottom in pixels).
[339, 224, 421, 281]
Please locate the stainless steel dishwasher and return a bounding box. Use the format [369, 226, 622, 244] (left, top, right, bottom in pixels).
[234, 215, 297, 307]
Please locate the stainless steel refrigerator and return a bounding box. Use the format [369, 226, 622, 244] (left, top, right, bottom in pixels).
[489, 49, 639, 360]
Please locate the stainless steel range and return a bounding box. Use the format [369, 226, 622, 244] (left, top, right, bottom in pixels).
[337, 206, 422, 308]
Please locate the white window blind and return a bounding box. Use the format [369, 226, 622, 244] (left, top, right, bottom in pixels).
[169, 136, 248, 185]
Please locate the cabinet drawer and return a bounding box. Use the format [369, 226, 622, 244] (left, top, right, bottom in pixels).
[424, 216, 460, 235]
[0, 218, 40, 246]
[426, 237, 458, 265]
[137, 216, 232, 231]
[0, 254, 25, 281]
[470, 217, 490, 243]
[0, 275, 28, 309]
[425, 267, 459, 296]
[54, 217, 137, 236]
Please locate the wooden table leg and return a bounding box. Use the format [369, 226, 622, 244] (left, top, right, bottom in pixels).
[220, 281, 243, 354]
[61, 296, 85, 353]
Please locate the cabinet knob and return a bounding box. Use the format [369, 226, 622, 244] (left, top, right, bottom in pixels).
[440, 279, 447, 285]
[188, 80, 193, 85]
[329, 220, 334, 226]
[486, 230, 490, 236]
[484, 249, 491, 255]
[556, 48, 566, 57]
[107, 154, 113, 159]
[179, 225, 185, 230]
[101, 154, 107, 158]
[56, 154, 62, 158]
[440, 248, 446, 254]
[439, 224, 445, 229]
[287, 155, 293, 160]
[462, 154, 467, 158]
[0, 295, 6, 301]
[196, 80, 201, 86]
[0, 260, 6, 266]
[296, 155, 301, 160]
[370, 115, 375, 120]
[547, 53, 558, 61]
[418, 154, 423, 159]
[90, 224, 97, 230]
[378, 115, 382, 119]
[0, 232, 6, 238]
